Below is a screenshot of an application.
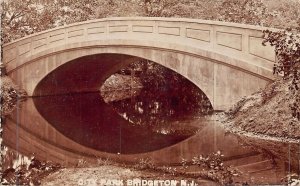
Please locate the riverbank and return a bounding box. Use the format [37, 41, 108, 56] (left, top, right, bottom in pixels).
[100, 88, 142, 103]
[100, 73, 143, 103]
[100, 74, 143, 92]
[217, 113, 300, 144]
[41, 165, 217, 186]
[220, 78, 300, 142]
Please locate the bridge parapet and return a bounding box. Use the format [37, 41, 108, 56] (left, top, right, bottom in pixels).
[3, 18, 277, 110]
[3, 17, 275, 76]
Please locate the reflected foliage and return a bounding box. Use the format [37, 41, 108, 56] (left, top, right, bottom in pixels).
[0, 76, 27, 116]
[107, 59, 213, 129]
[110, 87, 212, 130]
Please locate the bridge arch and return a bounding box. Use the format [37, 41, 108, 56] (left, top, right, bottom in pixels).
[3, 17, 276, 110]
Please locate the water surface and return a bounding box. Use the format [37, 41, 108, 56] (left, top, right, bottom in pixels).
[3, 86, 299, 185]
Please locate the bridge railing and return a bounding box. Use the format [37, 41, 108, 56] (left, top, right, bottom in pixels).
[3, 17, 276, 74]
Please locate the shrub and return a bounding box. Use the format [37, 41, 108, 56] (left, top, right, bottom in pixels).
[262, 25, 300, 120]
[0, 76, 27, 116]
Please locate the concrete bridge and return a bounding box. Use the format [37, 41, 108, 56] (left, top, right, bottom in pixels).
[3, 17, 276, 110]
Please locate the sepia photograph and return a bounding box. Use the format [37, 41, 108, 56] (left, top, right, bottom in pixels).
[0, 0, 300, 185]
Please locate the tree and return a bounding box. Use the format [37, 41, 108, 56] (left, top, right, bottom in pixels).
[262, 25, 300, 120]
[0, 0, 118, 44]
[1, 0, 60, 43]
[137, 0, 221, 18]
[138, 0, 182, 17]
[264, 0, 300, 29]
[217, 0, 271, 26]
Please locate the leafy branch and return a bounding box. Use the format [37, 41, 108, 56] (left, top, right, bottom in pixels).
[262, 26, 300, 120]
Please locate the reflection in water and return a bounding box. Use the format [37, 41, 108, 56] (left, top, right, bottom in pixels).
[101, 88, 141, 103]
[34, 87, 209, 154]
[103, 87, 213, 137]
[2, 78, 298, 184]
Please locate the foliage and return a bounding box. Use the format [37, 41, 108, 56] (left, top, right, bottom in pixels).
[1, 0, 59, 43]
[159, 166, 177, 176]
[121, 59, 171, 88]
[192, 151, 224, 170]
[120, 59, 201, 91]
[0, 76, 26, 116]
[262, 26, 300, 120]
[137, 0, 222, 19]
[217, 0, 271, 26]
[282, 173, 300, 185]
[1, 0, 144, 43]
[2, 0, 300, 44]
[1, 153, 61, 185]
[96, 158, 113, 166]
[191, 151, 238, 184]
[55, 0, 139, 24]
[263, 28, 300, 78]
[180, 158, 189, 169]
[76, 159, 87, 167]
[138, 0, 180, 17]
[263, 0, 300, 29]
[133, 158, 154, 170]
[112, 60, 213, 129]
[133, 152, 238, 184]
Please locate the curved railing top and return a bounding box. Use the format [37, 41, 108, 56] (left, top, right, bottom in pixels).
[3, 17, 277, 79]
[3, 17, 278, 46]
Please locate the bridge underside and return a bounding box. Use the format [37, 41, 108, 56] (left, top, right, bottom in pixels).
[33, 54, 139, 97]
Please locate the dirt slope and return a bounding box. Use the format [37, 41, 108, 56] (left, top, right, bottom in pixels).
[222, 78, 300, 140]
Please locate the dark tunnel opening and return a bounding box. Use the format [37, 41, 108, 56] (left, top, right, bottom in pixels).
[33, 53, 213, 154]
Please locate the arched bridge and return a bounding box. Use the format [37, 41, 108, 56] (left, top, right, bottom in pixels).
[3, 17, 276, 110]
